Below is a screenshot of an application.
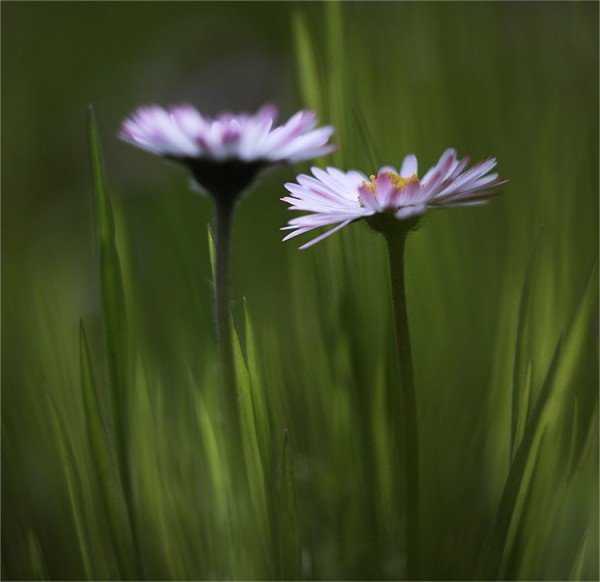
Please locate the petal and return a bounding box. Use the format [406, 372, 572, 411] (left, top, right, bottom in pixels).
[395, 204, 427, 221]
[358, 186, 382, 211]
[400, 154, 418, 178]
[299, 219, 355, 250]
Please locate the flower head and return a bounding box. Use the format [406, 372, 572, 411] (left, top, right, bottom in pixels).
[282, 148, 507, 249]
[120, 104, 335, 201]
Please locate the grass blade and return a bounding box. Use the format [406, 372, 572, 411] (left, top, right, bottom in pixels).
[511, 228, 543, 457]
[87, 106, 141, 577]
[79, 321, 134, 579]
[569, 529, 590, 581]
[87, 105, 129, 486]
[352, 105, 383, 171]
[279, 429, 302, 581]
[292, 8, 324, 116]
[45, 388, 94, 579]
[477, 336, 563, 580]
[244, 299, 271, 472]
[232, 320, 271, 573]
[325, 0, 346, 165]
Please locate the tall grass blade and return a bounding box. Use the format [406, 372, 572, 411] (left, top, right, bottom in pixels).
[79, 321, 134, 579]
[511, 228, 543, 458]
[26, 530, 49, 581]
[279, 430, 302, 581]
[480, 259, 597, 580]
[551, 260, 598, 407]
[477, 336, 563, 580]
[208, 223, 216, 281]
[244, 299, 271, 472]
[232, 320, 271, 573]
[352, 106, 382, 171]
[87, 106, 141, 577]
[569, 529, 590, 581]
[291, 8, 324, 116]
[87, 106, 130, 487]
[45, 388, 94, 580]
[325, 0, 346, 165]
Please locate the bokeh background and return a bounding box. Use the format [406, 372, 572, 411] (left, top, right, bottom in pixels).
[3, 2, 598, 580]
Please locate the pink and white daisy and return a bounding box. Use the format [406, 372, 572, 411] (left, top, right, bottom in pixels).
[120, 104, 335, 199]
[281, 148, 507, 249]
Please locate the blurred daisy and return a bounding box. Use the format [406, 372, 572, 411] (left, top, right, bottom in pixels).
[120, 104, 335, 199]
[282, 148, 506, 249]
[119, 103, 334, 431]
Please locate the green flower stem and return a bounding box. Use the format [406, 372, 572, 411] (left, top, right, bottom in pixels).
[214, 198, 239, 428]
[385, 231, 420, 580]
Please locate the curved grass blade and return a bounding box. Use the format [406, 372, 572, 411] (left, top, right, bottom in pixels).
[477, 336, 563, 580]
[26, 530, 49, 581]
[45, 388, 94, 579]
[569, 529, 590, 581]
[479, 259, 598, 580]
[79, 321, 135, 579]
[511, 227, 543, 458]
[551, 260, 598, 407]
[279, 429, 302, 581]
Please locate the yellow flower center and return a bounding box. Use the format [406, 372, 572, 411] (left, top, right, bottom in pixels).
[362, 171, 419, 195]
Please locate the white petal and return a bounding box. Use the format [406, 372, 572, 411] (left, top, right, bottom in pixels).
[400, 154, 418, 178]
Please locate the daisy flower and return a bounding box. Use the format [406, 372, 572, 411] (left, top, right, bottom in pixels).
[282, 148, 506, 249]
[119, 103, 334, 435]
[120, 104, 335, 200]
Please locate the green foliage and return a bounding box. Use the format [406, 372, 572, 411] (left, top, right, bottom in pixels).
[3, 2, 598, 581]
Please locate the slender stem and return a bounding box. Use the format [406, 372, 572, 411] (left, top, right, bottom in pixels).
[385, 232, 420, 581]
[214, 199, 238, 426]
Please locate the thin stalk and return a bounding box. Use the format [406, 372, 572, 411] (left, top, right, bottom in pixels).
[214, 199, 239, 428]
[385, 232, 419, 580]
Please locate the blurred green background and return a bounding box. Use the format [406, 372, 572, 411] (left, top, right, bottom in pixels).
[2, 2, 598, 580]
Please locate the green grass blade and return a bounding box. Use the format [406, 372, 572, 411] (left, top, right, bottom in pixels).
[79, 321, 135, 579]
[477, 336, 563, 580]
[511, 228, 543, 457]
[292, 8, 324, 116]
[87, 105, 142, 577]
[87, 106, 129, 486]
[552, 260, 598, 406]
[26, 530, 49, 581]
[208, 223, 216, 281]
[352, 105, 383, 171]
[325, 0, 346, 165]
[244, 299, 271, 472]
[279, 429, 302, 581]
[569, 529, 590, 581]
[480, 259, 597, 579]
[232, 319, 271, 573]
[45, 388, 94, 580]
